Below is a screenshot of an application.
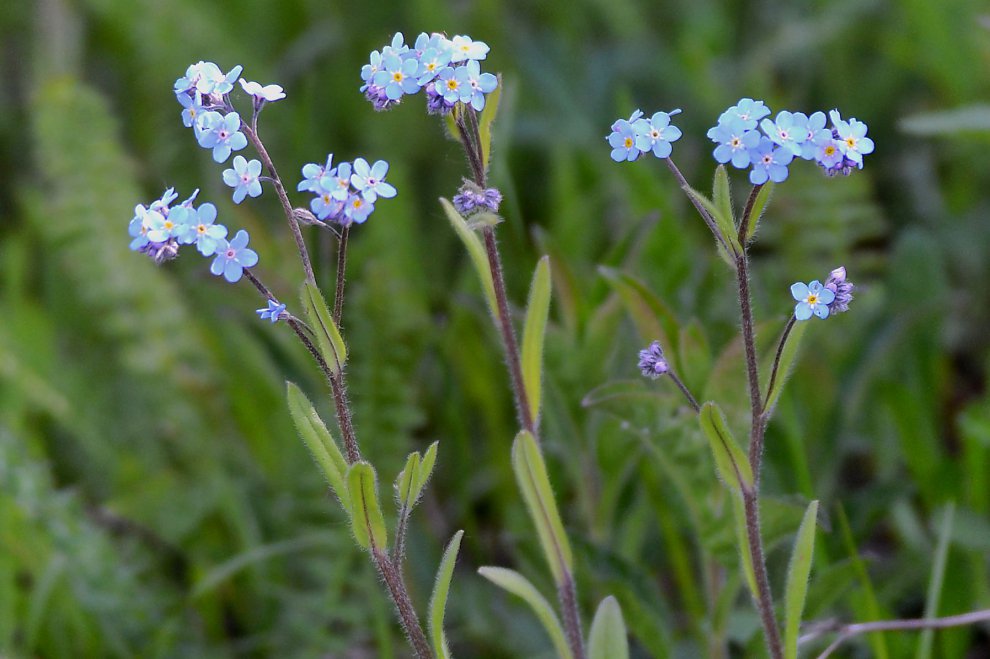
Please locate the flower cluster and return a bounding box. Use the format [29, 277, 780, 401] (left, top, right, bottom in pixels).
[360, 32, 498, 114]
[608, 109, 683, 162]
[452, 180, 502, 215]
[297, 156, 397, 225]
[637, 341, 669, 379]
[173, 60, 284, 167]
[790, 266, 855, 320]
[708, 100, 874, 183]
[128, 187, 258, 283]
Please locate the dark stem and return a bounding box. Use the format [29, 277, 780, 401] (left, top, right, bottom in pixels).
[393, 506, 411, 566]
[241, 123, 316, 285]
[559, 575, 587, 659]
[373, 549, 432, 659]
[666, 370, 701, 412]
[738, 184, 764, 245]
[735, 249, 783, 659]
[455, 108, 487, 186]
[482, 226, 535, 435]
[333, 224, 350, 325]
[665, 158, 733, 256]
[762, 316, 797, 413]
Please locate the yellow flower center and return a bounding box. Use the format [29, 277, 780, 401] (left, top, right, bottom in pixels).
[624, 137, 633, 148]
[806, 294, 819, 305]
[845, 137, 857, 149]
[824, 145, 836, 156]
[447, 79, 458, 91]
[393, 72, 403, 82]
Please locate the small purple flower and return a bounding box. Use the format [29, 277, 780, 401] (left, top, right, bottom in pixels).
[749, 137, 794, 185]
[196, 111, 248, 163]
[424, 82, 454, 115]
[824, 266, 854, 314]
[222, 155, 263, 203]
[210, 230, 258, 283]
[257, 299, 287, 323]
[350, 158, 397, 202]
[453, 182, 502, 214]
[638, 341, 669, 379]
[633, 110, 683, 159]
[791, 280, 836, 320]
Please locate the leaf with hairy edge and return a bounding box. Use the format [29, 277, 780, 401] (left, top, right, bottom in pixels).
[682, 183, 740, 256]
[478, 75, 502, 171]
[300, 281, 347, 374]
[522, 256, 551, 425]
[440, 198, 498, 319]
[699, 402, 754, 493]
[417, 441, 438, 492]
[784, 500, 819, 659]
[444, 105, 462, 143]
[429, 530, 464, 659]
[764, 320, 807, 414]
[712, 165, 737, 242]
[395, 450, 422, 510]
[745, 182, 774, 242]
[588, 596, 629, 659]
[286, 381, 351, 513]
[478, 567, 573, 659]
[512, 430, 573, 584]
[346, 462, 387, 551]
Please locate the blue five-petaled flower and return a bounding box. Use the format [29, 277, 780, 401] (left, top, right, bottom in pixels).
[791, 280, 836, 320]
[223, 155, 263, 203]
[210, 230, 259, 283]
[256, 299, 287, 323]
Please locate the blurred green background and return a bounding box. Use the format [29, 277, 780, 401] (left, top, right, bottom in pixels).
[2, 0, 990, 656]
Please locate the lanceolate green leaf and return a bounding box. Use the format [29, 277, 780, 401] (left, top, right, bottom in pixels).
[699, 402, 754, 493]
[745, 182, 774, 242]
[300, 281, 347, 374]
[286, 382, 351, 514]
[784, 500, 819, 659]
[765, 320, 807, 413]
[395, 450, 422, 510]
[346, 462, 387, 551]
[440, 197, 499, 319]
[417, 441, 439, 492]
[588, 596, 629, 659]
[511, 430, 573, 584]
[478, 75, 502, 171]
[712, 165, 737, 244]
[521, 256, 552, 424]
[478, 567, 572, 659]
[429, 530, 464, 659]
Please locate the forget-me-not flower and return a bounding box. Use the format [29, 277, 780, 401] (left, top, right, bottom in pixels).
[350, 158, 397, 203]
[175, 203, 227, 256]
[791, 280, 836, 320]
[709, 117, 762, 168]
[197, 111, 248, 163]
[256, 299, 287, 323]
[633, 110, 682, 159]
[210, 230, 258, 283]
[749, 137, 794, 185]
[222, 155, 263, 203]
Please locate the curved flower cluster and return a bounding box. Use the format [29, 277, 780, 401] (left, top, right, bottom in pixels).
[297, 155, 397, 225]
[637, 341, 669, 379]
[708, 100, 874, 183]
[128, 187, 258, 283]
[360, 32, 498, 114]
[174, 60, 285, 167]
[790, 266, 855, 321]
[607, 109, 683, 162]
[453, 180, 502, 215]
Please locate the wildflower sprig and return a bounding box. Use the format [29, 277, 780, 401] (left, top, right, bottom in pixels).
[615, 98, 870, 659]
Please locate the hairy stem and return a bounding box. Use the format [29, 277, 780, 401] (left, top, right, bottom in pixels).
[333, 225, 350, 325]
[559, 574, 587, 659]
[763, 315, 797, 413]
[738, 184, 764, 245]
[483, 226, 536, 435]
[241, 123, 316, 285]
[667, 369, 701, 412]
[373, 549, 432, 659]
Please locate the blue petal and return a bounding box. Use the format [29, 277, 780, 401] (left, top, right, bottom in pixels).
[791, 282, 809, 301]
[794, 302, 812, 321]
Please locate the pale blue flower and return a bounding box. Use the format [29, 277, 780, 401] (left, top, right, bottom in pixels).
[222, 155, 263, 203]
[710, 117, 761, 168]
[197, 111, 248, 163]
[210, 230, 258, 283]
[749, 137, 794, 185]
[257, 299, 287, 323]
[791, 280, 836, 320]
[298, 155, 334, 193]
[350, 158, 396, 202]
[449, 35, 489, 62]
[633, 110, 682, 159]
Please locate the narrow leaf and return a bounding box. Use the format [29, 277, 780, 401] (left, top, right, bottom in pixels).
[417, 440, 439, 492]
[521, 256, 552, 424]
[699, 402, 754, 493]
[511, 430, 573, 584]
[395, 450, 422, 510]
[440, 197, 498, 319]
[478, 567, 572, 659]
[745, 182, 774, 242]
[429, 530, 464, 659]
[300, 281, 347, 374]
[784, 500, 819, 659]
[444, 106, 462, 143]
[682, 183, 740, 255]
[764, 320, 807, 414]
[588, 596, 629, 659]
[286, 381, 350, 513]
[917, 504, 955, 659]
[478, 75, 502, 170]
[712, 165, 737, 242]
[347, 462, 387, 551]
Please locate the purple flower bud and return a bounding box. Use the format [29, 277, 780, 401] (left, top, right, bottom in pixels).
[140, 238, 181, 264]
[453, 181, 502, 215]
[425, 82, 454, 115]
[824, 266, 854, 314]
[638, 341, 669, 379]
[363, 84, 395, 111]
